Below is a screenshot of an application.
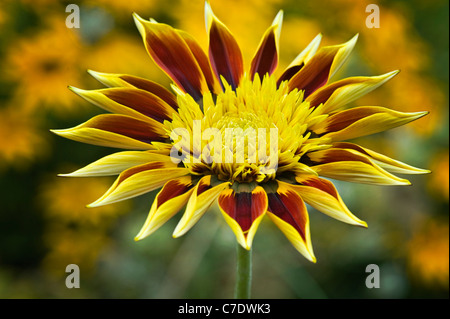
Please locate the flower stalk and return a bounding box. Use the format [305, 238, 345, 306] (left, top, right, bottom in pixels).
[234, 242, 252, 299]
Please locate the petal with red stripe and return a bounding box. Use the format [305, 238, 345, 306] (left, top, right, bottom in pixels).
[87, 70, 178, 109]
[218, 184, 268, 250]
[288, 34, 358, 97]
[277, 33, 322, 85]
[265, 181, 316, 262]
[205, 2, 244, 90]
[291, 175, 366, 227]
[59, 150, 172, 177]
[305, 148, 411, 185]
[70, 86, 174, 123]
[51, 114, 166, 149]
[306, 70, 399, 113]
[250, 11, 283, 80]
[311, 106, 428, 142]
[135, 175, 195, 240]
[87, 161, 189, 207]
[177, 30, 222, 95]
[133, 13, 208, 101]
[331, 142, 430, 175]
[173, 175, 230, 237]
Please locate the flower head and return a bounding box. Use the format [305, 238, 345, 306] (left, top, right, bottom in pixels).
[53, 3, 429, 262]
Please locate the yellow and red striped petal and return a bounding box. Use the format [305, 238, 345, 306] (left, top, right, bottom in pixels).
[331, 142, 430, 175]
[277, 33, 322, 85]
[177, 30, 222, 95]
[306, 70, 399, 113]
[87, 161, 189, 207]
[288, 34, 358, 97]
[312, 106, 428, 141]
[205, 2, 244, 90]
[51, 114, 166, 149]
[250, 10, 283, 80]
[291, 176, 367, 227]
[59, 150, 172, 177]
[135, 175, 195, 240]
[70, 86, 174, 123]
[87, 70, 178, 109]
[305, 148, 411, 185]
[265, 181, 316, 262]
[218, 185, 268, 250]
[173, 175, 230, 237]
[133, 13, 208, 101]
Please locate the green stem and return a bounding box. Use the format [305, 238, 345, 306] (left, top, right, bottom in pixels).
[234, 242, 252, 299]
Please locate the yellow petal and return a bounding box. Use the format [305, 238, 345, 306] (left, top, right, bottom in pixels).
[135, 175, 194, 240]
[289, 177, 367, 227]
[315, 106, 428, 142]
[205, 2, 244, 90]
[51, 114, 164, 149]
[307, 148, 411, 185]
[331, 142, 430, 175]
[59, 150, 172, 177]
[250, 10, 283, 80]
[217, 186, 268, 250]
[87, 162, 189, 207]
[267, 212, 316, 263]
[288, 34, 358, 97]
[266, 181, 316, 262]
[133, 13, 208, 100]
[277, 33, 322, 85]
[288, 33, 323, 68]
[307, 70, 399, 113]
[69, 86, 173, 123]
[173, 176, 230, 237]
[87, 70, 178, 109]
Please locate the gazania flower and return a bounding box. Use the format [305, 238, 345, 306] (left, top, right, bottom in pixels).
[52, 3, 429, 262]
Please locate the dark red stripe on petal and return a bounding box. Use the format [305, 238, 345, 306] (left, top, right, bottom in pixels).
[156, 177, 193, 207]
[196, 177, 213, 195]
[267, 190, 307, 241]
[277, 63, 304, 86]
[218, 188, 267, 233]
[141, 21, 206, 100]
[85, 114, 166, 143]
[208, 21, 244, 90]
[116, 161, 168, 186]
[306, 148, 372, 166]
[119, 75, 178, 109]
[297, 176, 339, 199]
[320, 107, 383, 133]
[250, 30, 278, 80]
[288, 48, 337, 97]
[104, 89, 173, 122]
[179, 30, 220, 94]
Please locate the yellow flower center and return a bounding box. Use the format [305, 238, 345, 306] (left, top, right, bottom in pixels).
[165, 74, 329, 183]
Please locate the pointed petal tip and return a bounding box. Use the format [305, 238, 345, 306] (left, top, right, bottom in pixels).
[204, 1, 215, 30]
[67, 85, 86, 96]
[86, 200, 102, 208]
[272, 10, 284, 27]
[359, 220, 368, 229]
[133, 12, 147, 38]
[87, 69, 103, 78]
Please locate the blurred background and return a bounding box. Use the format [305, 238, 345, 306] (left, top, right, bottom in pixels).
[0, 0, 448, 298]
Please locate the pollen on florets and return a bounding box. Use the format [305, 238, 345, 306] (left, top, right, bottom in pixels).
[165, 74, 330, 183]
